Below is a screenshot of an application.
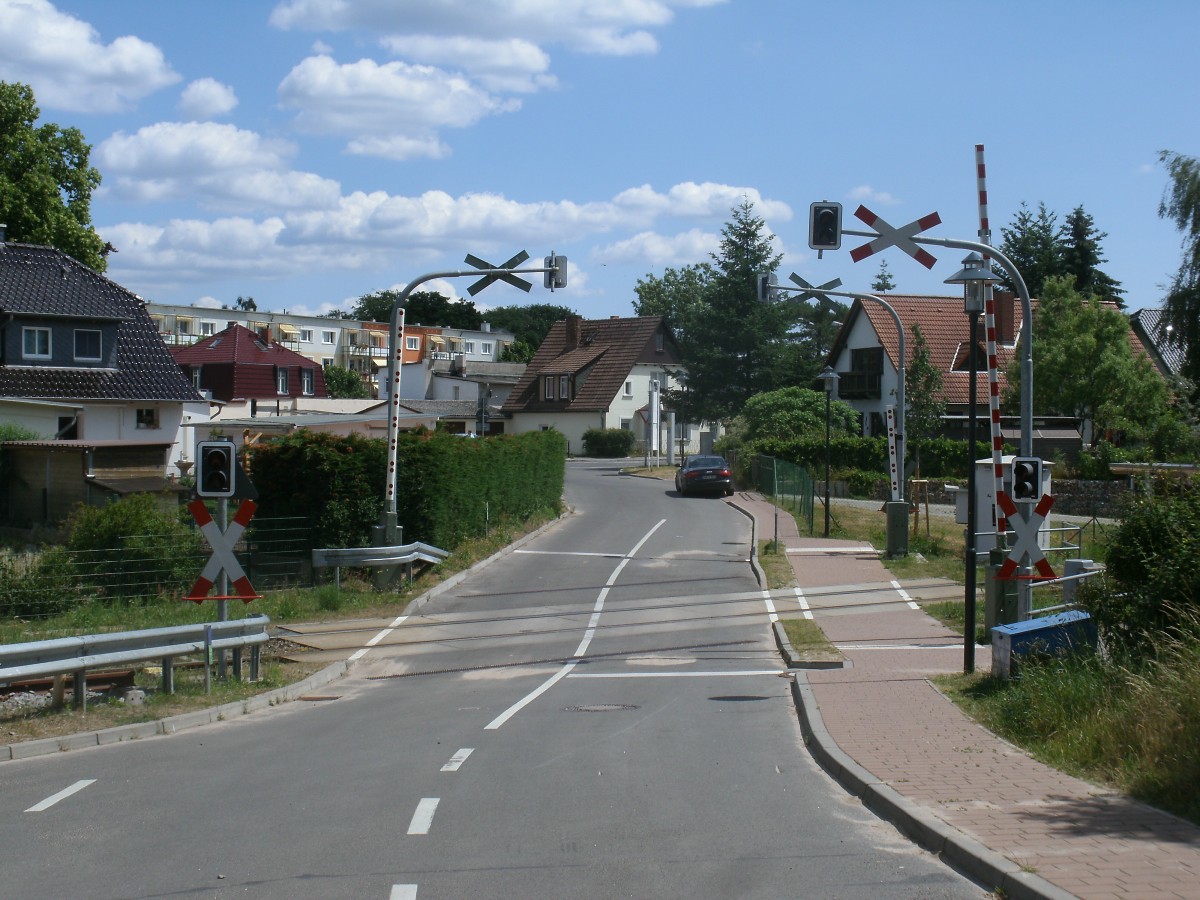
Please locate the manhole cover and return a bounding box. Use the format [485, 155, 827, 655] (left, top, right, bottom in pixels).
[563, 704, 640, 713]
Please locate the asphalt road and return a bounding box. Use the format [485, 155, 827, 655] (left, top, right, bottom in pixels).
[0, 459, 985, 899]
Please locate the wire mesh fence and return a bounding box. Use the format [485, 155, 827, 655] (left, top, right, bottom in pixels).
[749, 455, 815, 535]
[0, 516, 312, 621]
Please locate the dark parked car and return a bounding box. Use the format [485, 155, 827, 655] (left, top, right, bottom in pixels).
[674, 455, 734, 496]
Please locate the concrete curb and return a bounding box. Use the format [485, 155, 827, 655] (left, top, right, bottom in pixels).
[789, 673, 1076, 900]
[2, 510, 570, 764]
[733, 490, 1074, 899]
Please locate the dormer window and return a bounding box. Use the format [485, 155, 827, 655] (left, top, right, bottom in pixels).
[74, 329, 102, 362]
[22, 327, 51, 360]
[544, 375, 554, 400]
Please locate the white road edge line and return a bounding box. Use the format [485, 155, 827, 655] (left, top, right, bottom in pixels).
[760, 589, 779, 623]
[441, 748, 474, 772]
[25, 779, 96, 812]
[485, 662, 578, 730]
[794, 587, 813, 620]
[407, 798, 440, 835]
[349, 614, 409, 661]
[891, 579, 922, 610]
[389, 886, 418, 900]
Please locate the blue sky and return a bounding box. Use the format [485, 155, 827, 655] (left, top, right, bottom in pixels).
[2, 0, 1196, 320]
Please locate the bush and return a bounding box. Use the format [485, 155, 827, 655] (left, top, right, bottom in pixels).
[582, 427, 636, 458]
[1079, 475, 1200, 655]
[64, 494, 203, 601]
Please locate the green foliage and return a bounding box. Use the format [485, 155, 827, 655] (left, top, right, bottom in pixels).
[740, 434, 995, 480]
[0, 82, 106, 270]
[999, 202, 1121, 304]
[905, 324, 946, 463]
[322, 364, 368, 399]
[485, 303, 578, 352]
[354, 289, 484, 329]
[582, 427, 636, 458]
[0, 546, 81, 619]
[730, 387, 858, 445]
[249, 431, 387, 549]
[248, 429, 566, 553]
[1079, 477, 1200, 655]
[871, 259, 896, 293]
[62, 494, 203, 601]
[1006, 276, 1178, 449]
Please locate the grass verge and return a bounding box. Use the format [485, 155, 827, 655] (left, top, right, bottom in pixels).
[1, 509, 557, 744]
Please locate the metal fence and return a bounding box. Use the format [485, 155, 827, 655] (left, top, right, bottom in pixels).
[0, 516, 311, 621]
[749, 455, 815, 536]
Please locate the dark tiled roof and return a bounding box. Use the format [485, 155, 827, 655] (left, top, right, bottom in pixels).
[502, 315, 680, 414]
[1130, 307, 1188, 377]
[0, 242, 202, 402]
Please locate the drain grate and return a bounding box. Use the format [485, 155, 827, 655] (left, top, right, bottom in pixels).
[563, 704, 640, 713]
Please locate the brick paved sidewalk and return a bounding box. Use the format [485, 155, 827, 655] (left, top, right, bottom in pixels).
[732, 491, 1200, 900]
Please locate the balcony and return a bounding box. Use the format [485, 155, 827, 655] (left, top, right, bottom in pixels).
[836, 370, 882, 400]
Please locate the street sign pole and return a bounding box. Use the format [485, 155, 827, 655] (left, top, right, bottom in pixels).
[381, 252, 565, 536]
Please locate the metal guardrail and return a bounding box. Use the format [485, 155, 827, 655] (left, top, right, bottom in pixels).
[312, 543, 450, 588]
[0, 615, 271, 709]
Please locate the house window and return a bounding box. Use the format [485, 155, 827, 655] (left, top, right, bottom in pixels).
[452, 385, 461, 400]
[301, 369, 314, 395]
[277, 368, 289, 394]
[322, 357, 334, 368]
[544, 376, 554, 400]
[463, 340, 475, 354]
[481, 341, 493, 356]
[322, 330, 336, 345]
[177, 318, 192, 336]
[623, 380, 633, 398]
[22, 327, 51, 360]
[621, 419, 632, 431]
[656, 331, 665, 352]
[74, 329, 102, 361]
[406, 336, 420, 351]
[136, 408, 159, 429]
[191, 367, 202, 389]
[201, 321, 216, 336]
[559, 374, 570, 400]
[300, 329, 313, 343]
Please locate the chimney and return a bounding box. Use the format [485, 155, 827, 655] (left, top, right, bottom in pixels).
[993, 290, 1016, 344]
[564, 315, 583, 348]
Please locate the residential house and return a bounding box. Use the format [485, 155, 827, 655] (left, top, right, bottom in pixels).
[0, 236, 202, 524]
[827, 291, 1158, 458]
[502, 315, 708, 455]
[169, 323, 329, 421]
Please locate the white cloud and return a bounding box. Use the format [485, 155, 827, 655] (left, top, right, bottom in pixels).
[0, 0, 178, 112]
[278, 54, 519, 158]
[381, 34, 556, 93]
[95, 122, 342, 211]
[848, 184, 901, 206]
[179, 77, 238, 119]
[268, 0, 724, 57]
[613, 182, 792, 222]
[596, 229, 718, 266]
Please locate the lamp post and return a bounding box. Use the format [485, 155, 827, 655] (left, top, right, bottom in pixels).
[817, 365, 839, 538]
[944, 252, 1003, 674]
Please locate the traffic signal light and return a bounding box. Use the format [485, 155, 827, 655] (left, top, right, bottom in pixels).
[544, 254, 567, 289]
[196, 440, 236, 498]
[1010, 456, 1042, 501]
[809, 202, 842, 251]
[756, 272, 778, 303]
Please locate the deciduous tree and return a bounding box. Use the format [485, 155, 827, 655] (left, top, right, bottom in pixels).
[0, 82, 105, 270]
[1158, 149, 1200, 387]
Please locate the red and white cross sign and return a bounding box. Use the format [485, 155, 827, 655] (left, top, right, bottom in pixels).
[849, 206, 942, 270]
[185, 498, 260, 602]
[995, 491, 1057, 581]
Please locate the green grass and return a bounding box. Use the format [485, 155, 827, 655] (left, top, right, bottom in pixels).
[936, 638, 1200, 825]
[780, 618, 842, 663]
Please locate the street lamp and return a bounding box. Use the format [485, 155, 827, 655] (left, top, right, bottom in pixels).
[944, 251, 1003, 674]
[817, 365, 839, 538]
